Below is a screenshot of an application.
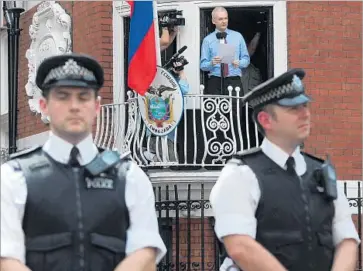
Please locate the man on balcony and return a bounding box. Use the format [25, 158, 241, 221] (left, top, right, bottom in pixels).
[200, 6, 250, 95]
[210, 68, 360, 271]
[0, 53, 166, 271]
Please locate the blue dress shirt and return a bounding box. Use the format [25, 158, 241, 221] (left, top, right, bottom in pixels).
[200, 29, 250, 77]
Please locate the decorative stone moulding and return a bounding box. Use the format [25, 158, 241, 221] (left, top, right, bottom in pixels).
[114, 1, 130, 17]
[25, 1, 72, 123]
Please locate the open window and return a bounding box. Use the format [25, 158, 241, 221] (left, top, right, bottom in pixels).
[158, 10, 177, 65]
[199, 6, 274, 92]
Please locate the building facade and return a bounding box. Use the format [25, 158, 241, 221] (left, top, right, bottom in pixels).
[1, 1, 362, 269]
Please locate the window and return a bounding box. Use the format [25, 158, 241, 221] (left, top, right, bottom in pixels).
[200, 6, 274, 90]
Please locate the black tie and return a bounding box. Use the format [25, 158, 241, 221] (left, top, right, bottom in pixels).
[68, 146, 80, 167]
[286, 156, 296, 175]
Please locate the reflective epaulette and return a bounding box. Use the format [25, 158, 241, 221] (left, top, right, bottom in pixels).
[301, 151, 325, 164]
[9, 145, 42, 160]
[228, 147, 262, 166]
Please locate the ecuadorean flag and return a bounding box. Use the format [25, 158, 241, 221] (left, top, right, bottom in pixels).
[127, 0, 157, 96]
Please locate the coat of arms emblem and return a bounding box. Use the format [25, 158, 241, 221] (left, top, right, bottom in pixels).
[145, 85, 176, 127]
[138, 66, 184, 136]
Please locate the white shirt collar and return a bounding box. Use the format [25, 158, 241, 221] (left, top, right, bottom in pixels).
[260, 137, 306, 176]
[214, 28, 230, 33]
[43, 132, 99, 165]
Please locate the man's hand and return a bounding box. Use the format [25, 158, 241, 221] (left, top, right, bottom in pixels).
[0, 258, 31, 271]
[248, 32, 261, 57]
[232, 60, 239, 68]
[331, 239, 358, 271]
[160, 16, 169, 26]
[212, 56, 221, 66]
[224, 235, 287, 271]
[172, 61, 187, 80]
[114, 248, 156, 271]
[172, 61, 183, 74]
[171, 26, 179, 34]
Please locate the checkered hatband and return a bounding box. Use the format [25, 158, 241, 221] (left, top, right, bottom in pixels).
[43, 59, 96, 85]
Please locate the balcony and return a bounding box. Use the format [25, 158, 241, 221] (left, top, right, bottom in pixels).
[94, 87, 262, 179]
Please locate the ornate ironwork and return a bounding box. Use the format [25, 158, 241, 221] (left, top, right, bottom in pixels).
[95, 87, 261, 167]
[202, 96, 234, 163]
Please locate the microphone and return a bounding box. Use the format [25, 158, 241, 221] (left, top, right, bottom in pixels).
[163, 45, 188, 68]
[177, 45, 187, 54]
[216, 32, 227, 44]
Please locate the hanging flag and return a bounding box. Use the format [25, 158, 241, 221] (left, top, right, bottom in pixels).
[127, 0, 157, 96]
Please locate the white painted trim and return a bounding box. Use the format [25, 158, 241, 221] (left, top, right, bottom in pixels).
[113, 2, 127, 151]
[113, 1, 288, 105]
[21, 1, 42, 11]
[0, 1, 4, 28]
[113, 2, 125, 105]
[272, 1, 288, 77]
[153, 0, 162, 65]
[0, 30, 8, 115]
[0, 1, 42, 26]
[0, 113, 9, 148]
[17, 130, 50, 150]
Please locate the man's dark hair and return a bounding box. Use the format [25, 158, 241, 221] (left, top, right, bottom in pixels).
[252, 104, 276, 135]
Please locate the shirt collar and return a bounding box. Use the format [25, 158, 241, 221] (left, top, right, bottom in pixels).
[43, 132, 99, 165]
[214, 28, 230, 35]
[260, 137, 306, 175]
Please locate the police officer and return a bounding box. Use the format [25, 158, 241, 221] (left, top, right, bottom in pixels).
[210, 68, 360, 271]
[0, 53, 166, 271]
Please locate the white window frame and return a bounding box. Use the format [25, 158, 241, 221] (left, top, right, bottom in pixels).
[0, 1, 4, 28]
[1, 1, 42, 27]
[0, 29, 8, 116]
[15, 1, 42, 11]
[0, 25, 8, 149]
[113, 1, 287, 103]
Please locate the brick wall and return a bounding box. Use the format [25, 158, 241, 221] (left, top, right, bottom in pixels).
[159, 218, 218, 270]
[16, 1, 363, 180]
[17, 1, 113, 139]
[287, 1, 362, 180]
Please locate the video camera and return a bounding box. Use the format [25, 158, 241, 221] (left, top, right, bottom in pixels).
[163, 45, 189, 75]
[159, 10, 185, 29]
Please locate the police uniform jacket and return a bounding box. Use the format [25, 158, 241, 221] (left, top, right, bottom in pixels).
[0, 133, 167, 270]
[211, 138, 360, 271]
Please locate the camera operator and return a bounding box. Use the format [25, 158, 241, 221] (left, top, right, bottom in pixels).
[159, 16, 178, 52]
[159, 12, 185, 52]
[145, 58, 190, 163]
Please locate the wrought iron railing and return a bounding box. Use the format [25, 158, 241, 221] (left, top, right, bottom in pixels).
[95, 88, 262, 168]
[154, 181, 362, 271]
